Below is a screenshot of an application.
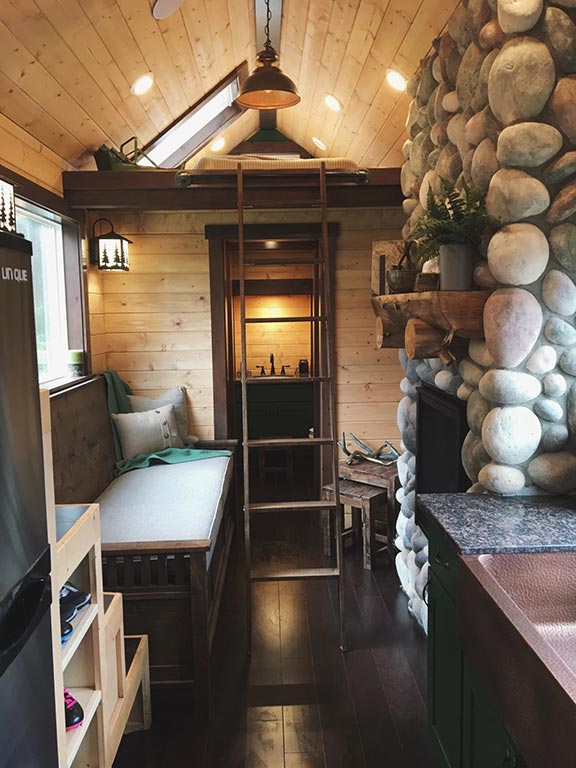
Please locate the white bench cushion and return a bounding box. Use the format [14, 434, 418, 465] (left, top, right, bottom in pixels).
[97, 456, 233, 567]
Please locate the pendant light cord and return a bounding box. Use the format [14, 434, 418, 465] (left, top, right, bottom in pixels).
[264, 0, 272, 50]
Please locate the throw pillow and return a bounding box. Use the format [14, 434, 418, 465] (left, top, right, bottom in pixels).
[128, 386, 195, 444]
[111, 404, 184, 461]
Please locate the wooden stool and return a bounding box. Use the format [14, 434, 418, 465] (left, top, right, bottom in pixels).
[321, 479, 393, 570]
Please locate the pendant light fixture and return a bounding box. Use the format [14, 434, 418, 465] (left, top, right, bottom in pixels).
[236, 0, 300, 110]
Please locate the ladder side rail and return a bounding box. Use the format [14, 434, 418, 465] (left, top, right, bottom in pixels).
[237, 164, 252, 651]
[320, 162, 346, 651]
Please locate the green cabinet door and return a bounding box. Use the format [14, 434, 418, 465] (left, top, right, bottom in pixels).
[462, 660, 526, 768]
[428, 575, 463, 768]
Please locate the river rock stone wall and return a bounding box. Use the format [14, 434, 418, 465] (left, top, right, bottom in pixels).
[397, 0, 576, 629]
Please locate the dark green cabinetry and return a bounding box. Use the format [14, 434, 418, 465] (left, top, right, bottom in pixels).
[234, 381, 314, 439]
[424, 513, 525, 768]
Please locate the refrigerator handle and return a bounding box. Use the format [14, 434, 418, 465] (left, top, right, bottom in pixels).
[0, 574, 52, 679]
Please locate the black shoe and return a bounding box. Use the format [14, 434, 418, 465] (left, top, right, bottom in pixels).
[60, 582, 91, 620]
[61, 619, 73, 644]
[64, 688, 84, 731]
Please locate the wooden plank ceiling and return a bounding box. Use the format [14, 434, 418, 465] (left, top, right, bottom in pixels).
[0, 0, 459, 172]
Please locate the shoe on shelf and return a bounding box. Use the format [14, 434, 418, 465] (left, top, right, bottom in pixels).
[60, 581, 91, 620]
[61, 619, 73, 644]
[64, 688, 84, 731]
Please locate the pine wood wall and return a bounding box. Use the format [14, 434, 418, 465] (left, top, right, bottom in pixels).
[88, 208, 404, 445]
[0, 114, 73, 196]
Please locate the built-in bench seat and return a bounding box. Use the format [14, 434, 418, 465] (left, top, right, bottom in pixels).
[98, 457, 233, 567]
[49, 376, 239, 718]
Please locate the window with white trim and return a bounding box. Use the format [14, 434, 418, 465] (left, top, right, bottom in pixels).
[16, 200, 71, 383]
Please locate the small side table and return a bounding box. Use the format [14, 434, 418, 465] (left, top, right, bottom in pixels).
[321, 462, 400, 570]
[340, 462, 400, 560]
[322, 480, 388, 570]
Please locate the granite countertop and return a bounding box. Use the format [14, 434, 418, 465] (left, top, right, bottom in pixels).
[417, 493, 576, 554]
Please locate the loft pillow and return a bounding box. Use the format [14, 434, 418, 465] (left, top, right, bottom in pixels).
[128, 386, 196, 444]
[111, 404, 184, 461]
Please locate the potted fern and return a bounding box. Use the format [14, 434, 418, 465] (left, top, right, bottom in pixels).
[411, 178, 495, 290]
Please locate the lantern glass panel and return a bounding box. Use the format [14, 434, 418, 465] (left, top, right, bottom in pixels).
[98, 236, 129, 270]
[0, 180, 16, 233]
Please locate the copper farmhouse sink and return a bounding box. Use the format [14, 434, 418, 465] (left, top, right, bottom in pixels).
[458, 552, 576, 768]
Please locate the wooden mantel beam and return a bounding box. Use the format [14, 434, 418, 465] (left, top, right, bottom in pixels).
[371, 290, 490, 341]
[62, 168, 402, 210]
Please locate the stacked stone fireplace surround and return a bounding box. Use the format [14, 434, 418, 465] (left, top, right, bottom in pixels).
[395, 0, 576, 631]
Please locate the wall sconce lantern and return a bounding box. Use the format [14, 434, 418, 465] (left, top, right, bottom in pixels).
[89, 218, 132, 271]
[0, 178, 16, 234]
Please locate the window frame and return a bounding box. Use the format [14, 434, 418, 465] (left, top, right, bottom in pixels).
[0, 163, 89, 389]
[138, 63, 249, 168]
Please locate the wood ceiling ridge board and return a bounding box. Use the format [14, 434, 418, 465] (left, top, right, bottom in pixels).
[114, 0, 189, 118]
[79, 0, 174, 129]
[300, 0, 364, 153]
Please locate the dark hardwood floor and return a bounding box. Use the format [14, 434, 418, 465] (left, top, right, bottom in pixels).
[113, 507, 436, 768]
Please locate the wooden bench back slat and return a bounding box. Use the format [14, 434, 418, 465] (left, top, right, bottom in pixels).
[50, 377, 116, 504]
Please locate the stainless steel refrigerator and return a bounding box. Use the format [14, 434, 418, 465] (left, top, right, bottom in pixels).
[0, 232, 58, 767]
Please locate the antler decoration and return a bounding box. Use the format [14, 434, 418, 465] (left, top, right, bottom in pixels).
[337, 433, 400, 466]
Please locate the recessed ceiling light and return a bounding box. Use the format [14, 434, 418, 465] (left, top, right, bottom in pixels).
[312, 136, 327, 151]
[386, 68, 407, 92]
[130, 73, 154, 96]
[210, 137, 225, 152]
[152, 0, 184, 19]
[324, 94, 341, 112]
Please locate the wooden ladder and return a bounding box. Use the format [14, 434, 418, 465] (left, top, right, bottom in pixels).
[237, 163, 345, 652]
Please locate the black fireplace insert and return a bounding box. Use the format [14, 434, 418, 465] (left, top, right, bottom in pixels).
[416, 382, 471, 494]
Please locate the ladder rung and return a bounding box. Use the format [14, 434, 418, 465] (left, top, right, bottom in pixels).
[249, 500, 338, 514]
[244, 258, 325, 266]
[244, 201, 323, 210]
[245, 376, 329, 384]
[244, 316, 326, 324]
[247, 438, 333, 447]
[251, 566, 339, 582]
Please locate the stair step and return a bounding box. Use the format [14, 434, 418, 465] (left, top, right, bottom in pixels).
[247, 438, 333, 448]
[251, 566, 339, 582]
[249, 500, 338, 514]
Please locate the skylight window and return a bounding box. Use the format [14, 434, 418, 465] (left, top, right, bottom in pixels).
[138, 64, 247, 168]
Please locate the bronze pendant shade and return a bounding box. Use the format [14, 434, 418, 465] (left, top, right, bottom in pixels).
[236, 0, 300, 110]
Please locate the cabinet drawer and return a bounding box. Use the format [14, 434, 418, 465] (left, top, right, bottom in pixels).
[428, 517, 458, 602]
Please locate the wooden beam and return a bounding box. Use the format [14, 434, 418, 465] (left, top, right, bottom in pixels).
[231, 278, 313, 296]
[371, 290, 490, 341]
[405, 318, 468, 365]
[62, 168, 402, 210]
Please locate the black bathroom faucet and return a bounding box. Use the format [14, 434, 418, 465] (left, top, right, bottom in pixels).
[270, 352, 276, 376]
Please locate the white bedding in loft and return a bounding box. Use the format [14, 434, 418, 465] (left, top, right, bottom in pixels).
[193, 154, 359, 171]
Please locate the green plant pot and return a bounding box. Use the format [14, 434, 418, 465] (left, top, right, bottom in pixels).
[439, 244, 476, 290]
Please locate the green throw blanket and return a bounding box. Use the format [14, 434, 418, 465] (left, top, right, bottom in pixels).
[102, 370, 231, 475]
